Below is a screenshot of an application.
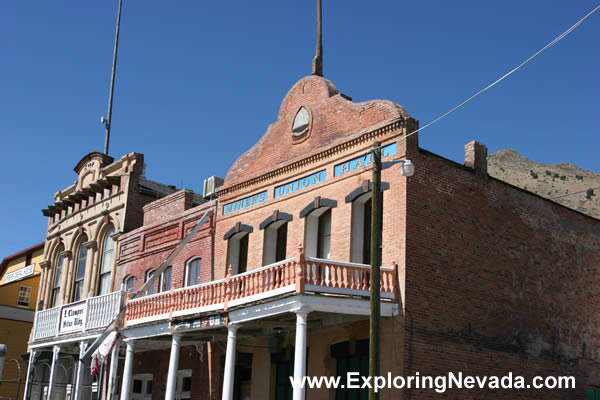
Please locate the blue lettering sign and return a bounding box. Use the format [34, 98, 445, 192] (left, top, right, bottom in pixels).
[334, 142, 397, 177]
[223, 191, 268, 215]
[274, 170, 326, 198]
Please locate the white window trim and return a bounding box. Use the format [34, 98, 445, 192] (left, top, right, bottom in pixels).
[227, 232, 249, 275]
[184, 257, 202, 287]
[17, 285, 32, 308]
[176, 369, 192, 399]
[350, 192, 372, 264]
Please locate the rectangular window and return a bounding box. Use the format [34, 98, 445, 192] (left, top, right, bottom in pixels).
[17, 286, 32, 307]
[176, 369, 192, 399]
[332, 340, 369, 400]
[227, 233, 249, 274]
[275, 359, 293, 400]
[263, 221, 288, 266]
[305, 207, 332, 259]
[351, 193, 383, 264]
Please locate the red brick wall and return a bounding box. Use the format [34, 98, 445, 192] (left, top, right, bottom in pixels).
[403, 147, 600, 398]
[223, 75, 410, 188]
[115, 200, 216, 292]
[214, 129, 412, 280]
[143, 190, 196, 226]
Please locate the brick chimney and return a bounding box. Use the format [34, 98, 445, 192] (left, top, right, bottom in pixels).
[464, 141, 488, 176]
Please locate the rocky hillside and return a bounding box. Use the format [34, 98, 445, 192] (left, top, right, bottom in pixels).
[488, 149, 599, 219]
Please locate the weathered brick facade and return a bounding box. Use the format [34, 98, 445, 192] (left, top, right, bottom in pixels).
[110, 75, 599, 400]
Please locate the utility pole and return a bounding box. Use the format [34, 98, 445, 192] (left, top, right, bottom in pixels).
[369, 141, 382, 400]
[103, 0, 123, 155]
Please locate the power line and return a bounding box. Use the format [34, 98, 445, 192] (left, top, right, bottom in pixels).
[400, 5, 600, 141]
[550, 186, 599, 200]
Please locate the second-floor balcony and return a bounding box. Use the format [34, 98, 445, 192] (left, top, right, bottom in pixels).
[32, 290, 125, 341]
[125, 249, 399, 326]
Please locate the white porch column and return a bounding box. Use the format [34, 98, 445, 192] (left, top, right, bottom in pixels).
[293, 310, 310, 400]
[120, 340, 135, 400]
[47, 344, 61, 400]
[73, 341, 88, 400]
[107, 338, 122, 400]
[22, 349, 37, 400]
[221, 325, 239, 400]
[165, 334, 182, 400]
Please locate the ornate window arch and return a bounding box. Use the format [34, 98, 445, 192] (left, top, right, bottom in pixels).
[145, 269, 156, 295]
[51, 244, 65, 307]
[72, 235, 88, 302]
[98, 227, 116, 295]
[185, 257, 202, 287]
[123, 275, 135, 293]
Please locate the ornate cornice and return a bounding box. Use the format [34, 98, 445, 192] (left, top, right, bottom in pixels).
[217, 118, 406, 197]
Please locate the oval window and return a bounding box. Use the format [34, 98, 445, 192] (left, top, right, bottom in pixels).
[292, 107, 310, 135]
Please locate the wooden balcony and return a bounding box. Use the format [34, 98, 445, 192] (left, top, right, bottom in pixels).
[125, 247, 399, 326]
[32, 290, 125, 341]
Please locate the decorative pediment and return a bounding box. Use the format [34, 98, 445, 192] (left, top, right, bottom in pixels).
[224, 75, 409, 188]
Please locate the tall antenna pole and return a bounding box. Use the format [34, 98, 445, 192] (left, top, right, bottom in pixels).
[103, 0, 123, 155]
[312, 0, 323, 76]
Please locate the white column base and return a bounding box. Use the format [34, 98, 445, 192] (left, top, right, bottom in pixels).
[120, 340, 135, 400]
[222, 325, 239, 400]
[293, 310, 309, 400]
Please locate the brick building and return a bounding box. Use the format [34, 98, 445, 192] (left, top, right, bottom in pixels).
[25, 151, 186, 400]
[99, 74, 599, 400]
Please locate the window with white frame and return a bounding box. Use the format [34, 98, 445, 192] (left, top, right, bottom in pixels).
[124, 275, 135, 292]
[262, 220, 288, 266]
[176, 369, 192, 399]
[160, 266, 172, 292]
[98, 227, 116, 295]
[145, 269, 156, 295]
[73, 235, 88, 301]
[351, 193, 375, 264]
[51, 246, 65, 307]
[305, 208, 332, 259]
[17, 286, 32, 307]
[185, 258, 201, 287]
[346, 182, 387, 265]
[227, 232, 249, 274]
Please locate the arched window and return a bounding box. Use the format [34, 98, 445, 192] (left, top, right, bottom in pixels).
[160, 266, 172, 292]
[123, 276, 134, 293]
[185, 258, 201, 287]
[51, 245, 65, 307]
[73, 236, 88, 301]
[145, 269, 156, 295]
[98, 228, 116, 295]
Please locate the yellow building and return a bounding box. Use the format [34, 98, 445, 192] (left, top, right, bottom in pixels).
[0, 243, 44, 400]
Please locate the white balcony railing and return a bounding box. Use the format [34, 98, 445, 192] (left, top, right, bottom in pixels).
[32, 290, 125, 341]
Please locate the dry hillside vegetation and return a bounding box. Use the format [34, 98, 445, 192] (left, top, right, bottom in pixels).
[488, 149, 599, 219]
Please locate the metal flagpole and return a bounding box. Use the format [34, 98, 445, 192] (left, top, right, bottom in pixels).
[103, 0, 123, 155]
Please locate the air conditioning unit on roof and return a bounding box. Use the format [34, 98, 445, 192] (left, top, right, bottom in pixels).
[203, 176, 224, 199]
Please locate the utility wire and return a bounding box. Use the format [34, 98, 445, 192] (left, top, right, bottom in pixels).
[550, 186, 599, 200]
[400, 5, 600, 141]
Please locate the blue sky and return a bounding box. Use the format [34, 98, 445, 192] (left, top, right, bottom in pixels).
[1, 0, 598, 256]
